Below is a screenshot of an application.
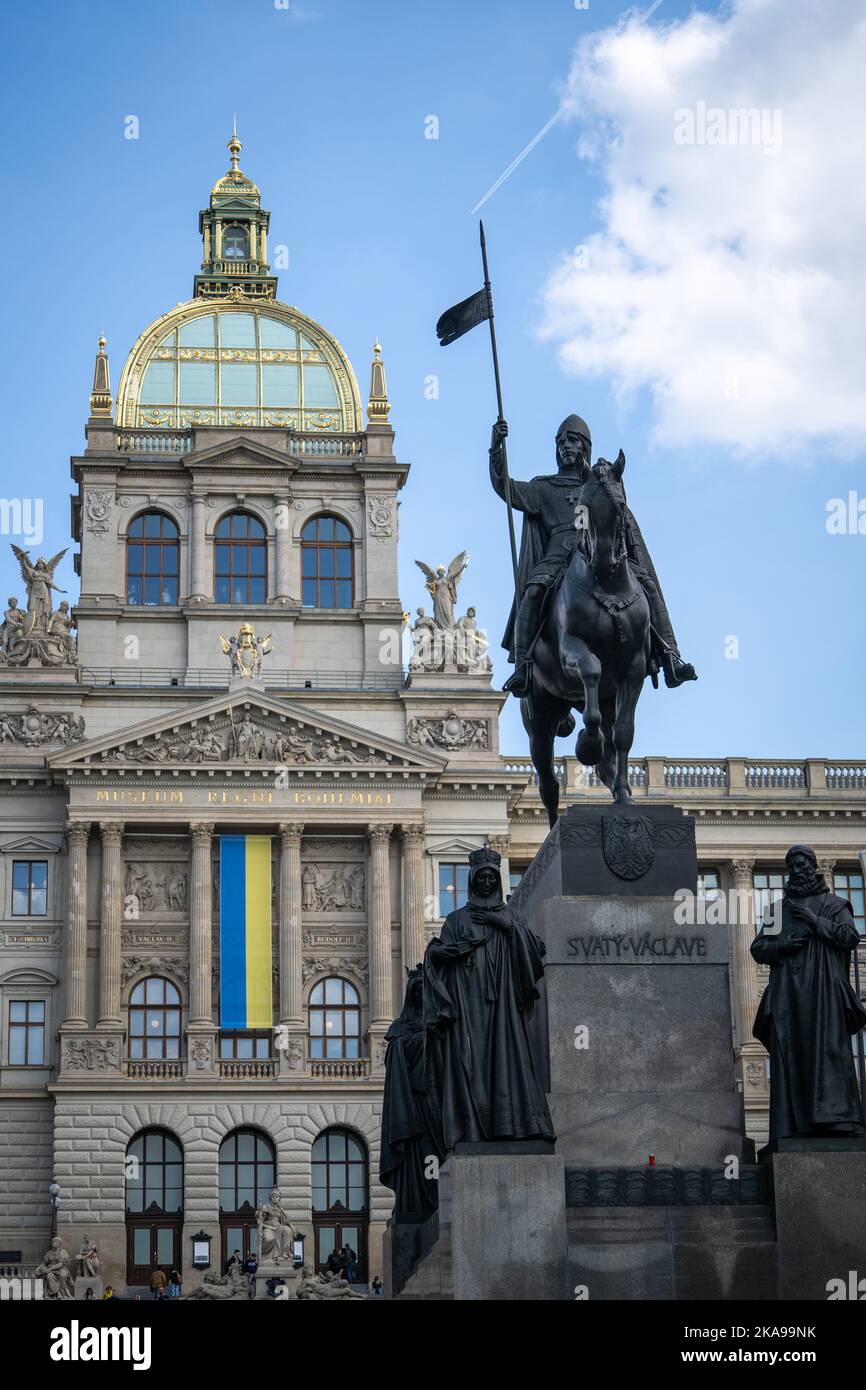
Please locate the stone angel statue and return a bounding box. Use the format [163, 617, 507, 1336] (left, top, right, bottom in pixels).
[11, 546, 67, 637]
[415, 551, 469, 630]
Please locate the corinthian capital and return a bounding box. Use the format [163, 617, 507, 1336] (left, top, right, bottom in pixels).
[368, 823, 393, 846]
[99, 821, 124, 848]
[728, 858, 755, 886]
[66, 821, 90, 849]
[279, 823, 304, 847]
[401, 823, 425, 847]
[191, 822, 215, 845]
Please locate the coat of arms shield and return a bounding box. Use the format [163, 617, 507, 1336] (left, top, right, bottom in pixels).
[602, 814, 655, 880]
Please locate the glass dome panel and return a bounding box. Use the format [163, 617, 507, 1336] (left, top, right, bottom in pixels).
[259, 317, 297, 348]
[178, 316, 215, 347]
[140, 361, 174, 405]
[219, 313, 256, 348]
[303, 364, 338, 407]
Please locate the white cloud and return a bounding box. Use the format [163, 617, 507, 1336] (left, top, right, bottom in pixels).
[539, 0, 866, 455]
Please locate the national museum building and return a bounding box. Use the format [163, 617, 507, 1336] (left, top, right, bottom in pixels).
[0, 136, 864, 1294]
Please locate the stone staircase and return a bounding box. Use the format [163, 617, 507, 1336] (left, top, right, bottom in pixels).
[567, 1202, 778, 1300]
[394, 1229, 453, 1300]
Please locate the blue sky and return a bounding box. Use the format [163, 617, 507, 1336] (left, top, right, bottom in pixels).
[0, 0, 863, 759]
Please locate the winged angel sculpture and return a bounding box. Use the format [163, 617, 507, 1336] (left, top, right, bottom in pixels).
[1, 546, 74, 667]
[414, 551, 469, 630]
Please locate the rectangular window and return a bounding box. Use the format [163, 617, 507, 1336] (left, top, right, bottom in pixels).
[8, 1000, 45, 1066]
[753, 870, 785, 927]
[219, 1033, 272, 1059]
[438, 862, 470, 915]
[698, 869, 722, 900]
[833, 871, 865, 935]
[12, 861, 48, 916]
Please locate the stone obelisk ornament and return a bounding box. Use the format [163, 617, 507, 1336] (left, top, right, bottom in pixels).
[751, 844, 866, 1142]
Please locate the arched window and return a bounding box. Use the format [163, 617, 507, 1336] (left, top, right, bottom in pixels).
[219, 1129, 276, 1266]
[126, 512, 179, 606]
[308, 977, 361, 1059]
[312, 1128, 369, 1280]
[128, 978, 181, 1060]
[214, 511, 267, 604]
[125, 1129, 183, 1286]
[222, 225, 249, 261]
[301, 515, 353, 608]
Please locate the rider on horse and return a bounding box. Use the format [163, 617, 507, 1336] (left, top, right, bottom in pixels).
[490, 416, 697, 699]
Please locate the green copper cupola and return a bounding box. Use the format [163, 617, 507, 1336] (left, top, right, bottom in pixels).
[194, 124, 278, 301]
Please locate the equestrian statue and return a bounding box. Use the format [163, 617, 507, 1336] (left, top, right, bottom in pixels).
[490, 416, 696, 823]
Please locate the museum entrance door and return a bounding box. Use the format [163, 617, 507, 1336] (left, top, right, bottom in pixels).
[312, 1128, 369, 1282]
[126, 1220, 181, 1286]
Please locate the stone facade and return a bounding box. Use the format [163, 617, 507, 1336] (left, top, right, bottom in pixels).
[1, 142, 864, 1296]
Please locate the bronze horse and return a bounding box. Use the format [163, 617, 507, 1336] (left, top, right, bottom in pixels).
[521, 452, 651, 824]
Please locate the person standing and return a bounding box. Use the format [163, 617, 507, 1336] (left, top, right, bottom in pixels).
[168, 1267, 182, 1299]
[243, 1251, 258, 1298]
[149, 1267, 167, 1299]
[344, 1244, 358, 1283]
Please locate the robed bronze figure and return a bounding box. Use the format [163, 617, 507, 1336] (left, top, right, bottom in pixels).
[751, 845, 866, 1141]
[422, 846, 554, 1149]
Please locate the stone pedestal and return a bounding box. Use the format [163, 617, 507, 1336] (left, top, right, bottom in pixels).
[439, 1145, 569, 1301]
[770, 1143, 866, 1300]
[253, 1262, 301, 1300]
[511, 804, 747, 1168]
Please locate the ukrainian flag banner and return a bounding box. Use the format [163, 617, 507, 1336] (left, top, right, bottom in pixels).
[219, 835, 272, 1030]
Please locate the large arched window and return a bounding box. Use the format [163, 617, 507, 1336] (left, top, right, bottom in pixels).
[308, 978, 361, 1059]
[125, 1129, 183, 1286]
[128, 978, 181, 1060]
[126, 512, 179, 606]
[219, 1129, 276, 1266]
[312, 1128, 369, 1280]
[301, 515, 353, 608]
[214, 511, 267, 604]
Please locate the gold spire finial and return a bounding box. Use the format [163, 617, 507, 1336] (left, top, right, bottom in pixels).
[228, 119, 242, 173]
[367, 340, 390, 427]
[89, 336, 112, 419]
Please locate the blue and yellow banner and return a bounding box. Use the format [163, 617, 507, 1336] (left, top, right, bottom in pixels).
[219, 835, 272, 1030]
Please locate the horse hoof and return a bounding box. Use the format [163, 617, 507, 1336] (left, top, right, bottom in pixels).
[557, 713, 576, 738]
[613, 787, 632, 804]
[576, 729, 604, 765]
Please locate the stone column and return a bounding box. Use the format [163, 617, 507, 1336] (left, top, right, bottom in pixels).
[62, 822, 90, 1028]
[818, 858, 836, 894]
[189, 824, 215, 1026]
[214, 218, 223, 258]
[274, 492, 291, 602]
[400, 823, 426, 976]
[279, 824, 304, 1023]
[728, 858, 761, 1048]
[189, 495, 208, 602]
[260, 224, 267, 263]
[367, 824, 393, 1027]
[97, 822, 124, 1028]
[248, 220, 257, 261]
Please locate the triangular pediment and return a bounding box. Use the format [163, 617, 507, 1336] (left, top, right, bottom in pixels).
[186, 434, 299, 472]
[48, 689, 446, 776]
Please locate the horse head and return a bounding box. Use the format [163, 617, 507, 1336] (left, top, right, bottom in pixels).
[576, 451, 628, 583]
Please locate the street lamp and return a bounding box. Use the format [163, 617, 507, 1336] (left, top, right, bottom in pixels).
[48, 1180, 60, 1238]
